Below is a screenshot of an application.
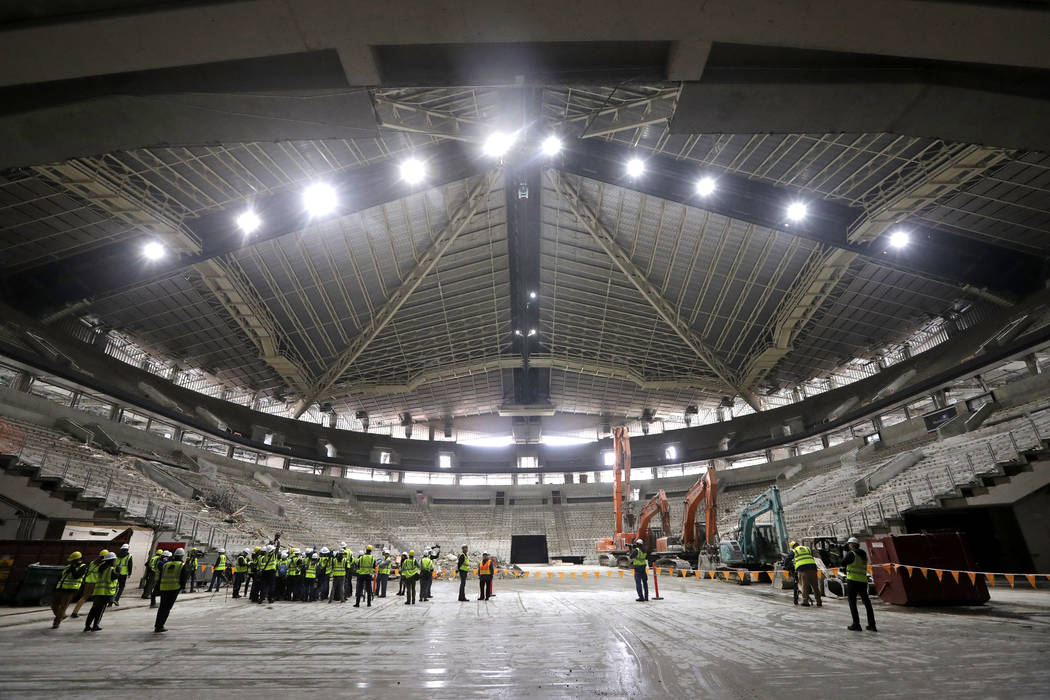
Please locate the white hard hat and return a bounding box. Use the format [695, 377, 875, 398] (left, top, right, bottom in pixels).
[482, 551, 489, 556]
[243, 548, 250, 554]
[306, 548, 314, 553]
[402, 551, 408, 556]
[340, 541, 347, 547]
[635, 539, 643, 545]
[174, 548, 186, 556]
[312, 553, 320, 559]
[321, 547, 330, 554]
[120, 543, 130, 550]
[103, 551, 117, 560]
[461, 544, 468, 549]
[847, 537, 859, 545]
[281, 552, 289, 559]
[218, 548, 225, 553]
[266, 545, 275, 552]
[162, 550, 172, 557]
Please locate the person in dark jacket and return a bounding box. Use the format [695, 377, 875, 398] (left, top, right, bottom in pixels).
[842, 537, 877, 632]
[51, 551, 88, 628]
[783, 551, 799, 605]
[84, 552, 118, 632]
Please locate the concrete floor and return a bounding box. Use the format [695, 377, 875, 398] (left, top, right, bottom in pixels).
[1, 565, 1048, 698]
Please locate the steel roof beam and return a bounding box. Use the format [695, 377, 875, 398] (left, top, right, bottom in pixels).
[549, 170, 762, 411]
[293, 170, 501, 416]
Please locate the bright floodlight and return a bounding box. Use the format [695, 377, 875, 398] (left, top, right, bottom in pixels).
[695, 176, 716, 197]
[302, 183, 337, 217]
[889, 229, 910, 248]
[626, 158, 645, 178]
[142, 241, 166, 261]
[786, 201, 808, 222]
[483, 131, 516, 158]
[236, 209, 261, 235]
[400, 158, 426, 185]
[529, 291, 537, 300]
[528, 328, 537, 337]
[541, 134, 563, 156]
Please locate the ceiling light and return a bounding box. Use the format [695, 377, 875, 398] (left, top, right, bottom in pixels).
[142, 241, 166, 261]
[236, 209, 261, 235]
[303, 183, 337, 217]
[541, 134, 562, 156]
[514, 329, 522, 336]
[695, 176, 716, 197]
[400, 158, 425, 185]
[527, 328, 537, 337]
[889, 229, 910, 248]
[786, 201, 808, 222]
[529, 291, 537, 300]
[483, 131, 516, 158]
[626, 158, 645, 178]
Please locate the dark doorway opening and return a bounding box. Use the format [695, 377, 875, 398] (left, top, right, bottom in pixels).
[510, 534, 549, 564]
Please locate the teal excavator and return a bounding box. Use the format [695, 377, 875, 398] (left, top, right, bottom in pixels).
[719, 485, 790, 569]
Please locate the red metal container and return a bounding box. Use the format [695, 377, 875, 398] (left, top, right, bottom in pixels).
[867, 532, 989, 605]
[0, 528, 134, 601]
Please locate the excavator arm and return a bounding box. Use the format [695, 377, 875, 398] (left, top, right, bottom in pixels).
[613, 426, 632, 533]
[681, 466, 718, 551]
[735, 485, 790, 562]
[635, 490, 670, 549]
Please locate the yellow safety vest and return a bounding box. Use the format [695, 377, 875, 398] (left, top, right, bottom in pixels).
[331, 558, 347, 576]
[159, 561, 185, 591]
[459, 555, 470, 572]
[792, 545, 816, 568]
[115, 554, 132, 575]
[56, 563, 86, 591]
[846, 552, 868, 583]
[95, 566, 118, 597]
[631, 547, 647, 567]
[356, 554, 375, 575]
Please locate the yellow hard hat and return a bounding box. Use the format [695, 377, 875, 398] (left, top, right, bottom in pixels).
[99, 549, 109, 557]
[409, 550, 415, 556]
[789, 541, 798, 548]
[156, 549, 164, 555]
[366, 544, 373, 551]
[254, 546, 261, 551]
[68, 551, 82, 561]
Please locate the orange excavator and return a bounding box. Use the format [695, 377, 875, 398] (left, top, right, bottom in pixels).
[656, 465, 718, 568]
[595, 427, 671, 565]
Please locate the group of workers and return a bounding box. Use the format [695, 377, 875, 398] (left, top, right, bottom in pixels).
[49, 541, 500, 633]
[627, 536, 877, 632]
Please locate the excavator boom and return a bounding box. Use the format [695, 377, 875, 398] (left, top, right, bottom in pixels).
[635, 490, 670, 549]
[681, 465, 718, 551]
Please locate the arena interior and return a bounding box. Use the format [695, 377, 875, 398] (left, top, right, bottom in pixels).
[1, 2, 1050, 697]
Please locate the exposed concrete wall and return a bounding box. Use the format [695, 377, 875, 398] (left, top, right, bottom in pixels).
[134, 460, 196, 500]
[855, 451, 924, 496]
[1012, 484, 1050, 573]
[993, 372, 1050, 408]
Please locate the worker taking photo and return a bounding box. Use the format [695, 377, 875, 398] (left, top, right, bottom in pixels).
[630, 539, 649, 602]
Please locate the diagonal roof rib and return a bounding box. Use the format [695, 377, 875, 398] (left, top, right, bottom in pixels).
[548, 170, 762, 412]
[293, 170, 502, 416]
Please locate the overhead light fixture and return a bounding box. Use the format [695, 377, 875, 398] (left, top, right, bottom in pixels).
[514, 329, 523, 336]
[695, 176, 716, 197]
[142, 241, 166, 261]
[303, 183, 337, 217]
[786, 201, 808, 222]
[400, 158, 426, 185]
[529, 291, 537, 300]
[541, 134, 563, 156]
[483, 131, 516, 158]
[236, 209, 261, 235]
[626, 158, 645, 178]
[889, 229, 910, 248]
[527, 328, 537, 337]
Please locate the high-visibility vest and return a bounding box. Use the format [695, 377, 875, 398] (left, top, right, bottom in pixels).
[56, 562, 87, 591]
[630, 547, 647, 567]
[479, 559, 492, 575]
[84, 560, 101, 584]
[148, 555, 160, 573]
[421, 557, 433, 572]
[356, 554, 375, 575]
[289, 558, 302, 576]
[115, 554, 132, 575]
[378, 558, 391, 575]
[792, 545, 816, 568]
[331, 558, 347, 576]
[459, 555, 470, 572]
[264, 553, 277, 572]
[234, 555, 248, 573]
[401, 558, 418, 577]
[215, 554, 227, 571]
[95, 566, 118, 597]
[159, 560, 185, 591]
[846, 551, 869, 583]
[305, 561, 318, 579]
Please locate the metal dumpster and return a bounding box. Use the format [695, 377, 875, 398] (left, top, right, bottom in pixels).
[13, 563, 67, 606]
[867, 532, 989, 605]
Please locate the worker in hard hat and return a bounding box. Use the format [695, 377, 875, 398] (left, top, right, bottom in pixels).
[419, 550, 434, 602]
[396, 552, 408, 596]
[83, 551, 118, 632]
[376, 550, 392, 598]
[71, 549, 108, 618]
[457, 544, 471, 602]
[261, 544, 279, 604]
[476, 552, 495, 601]
[154, 547, 189, 633]
[288, 548, 304, 601]
[842, 537, 877, 632]
[184, 547, 201, 593]
[142, 548, 163, 602]
[151, 551, 171, 608]
[206, 548, 228, 592]
[51, 551, 87, 629]
[232, 548, 250, 598]
[790, 540, 822, 607]
[303, 553, 320, 601]
[112, 543, 133, 606]
[401, 550, 419, 605]
[631, 539, 649, 602]
[329, 549, 347, 603]
[248, 545, 264, 602]
[354, 545, 376, 607]
[317, 547, 332, 601]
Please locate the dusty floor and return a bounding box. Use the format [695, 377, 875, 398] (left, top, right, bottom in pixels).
[1, 565, 1048, 698]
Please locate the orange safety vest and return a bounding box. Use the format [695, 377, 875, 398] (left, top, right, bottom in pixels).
[479, 559, 493, 575]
